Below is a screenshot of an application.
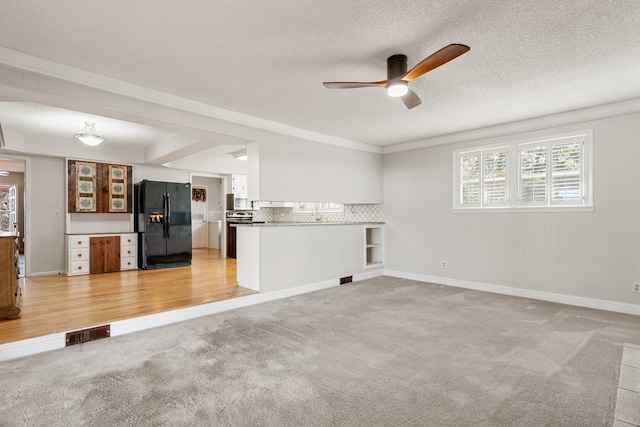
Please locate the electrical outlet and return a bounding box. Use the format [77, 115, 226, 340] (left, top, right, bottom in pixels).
[633, 282, 640, 293]
[442, 261, 446, 268]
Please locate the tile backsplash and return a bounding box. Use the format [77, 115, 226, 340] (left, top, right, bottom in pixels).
[253, 204, 384, 223]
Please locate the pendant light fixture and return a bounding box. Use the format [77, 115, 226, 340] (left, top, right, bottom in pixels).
[74, 122, 106, 146]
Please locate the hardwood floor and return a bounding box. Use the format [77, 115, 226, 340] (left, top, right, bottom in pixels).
[0, 248, 256, 345]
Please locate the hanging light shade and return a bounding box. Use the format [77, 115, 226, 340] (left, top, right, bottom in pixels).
[74, 122, 106, 146]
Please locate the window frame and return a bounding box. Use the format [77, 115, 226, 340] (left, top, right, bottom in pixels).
[292, 202, 344, 214]
[453, 130, 593, 212]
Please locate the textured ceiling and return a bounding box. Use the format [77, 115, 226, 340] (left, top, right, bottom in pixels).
[0, 0, 640, 147]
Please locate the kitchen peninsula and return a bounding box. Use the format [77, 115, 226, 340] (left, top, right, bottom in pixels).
[235, 221, 384, 293]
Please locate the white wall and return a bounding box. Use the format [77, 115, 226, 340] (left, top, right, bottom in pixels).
[384, 111, 640, 308]
[29, 156, 66, 275]
[133, 164, 192, 184]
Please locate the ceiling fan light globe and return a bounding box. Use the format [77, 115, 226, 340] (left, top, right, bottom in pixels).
[387, 82, 408, 97]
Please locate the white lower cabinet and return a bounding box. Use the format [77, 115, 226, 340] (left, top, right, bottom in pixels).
[66, 233, 138, 276]
[120, 233, 137, 271]
[67, 235, 90, 275]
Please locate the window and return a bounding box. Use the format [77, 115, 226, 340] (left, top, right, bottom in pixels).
[456, 148, 509, 208]
[454, 130, 592, 211]
[0, 186, 9, 231]
[292, 202, 344, 214]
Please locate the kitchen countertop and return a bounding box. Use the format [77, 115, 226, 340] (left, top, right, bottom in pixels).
[232, 221, 384, 227]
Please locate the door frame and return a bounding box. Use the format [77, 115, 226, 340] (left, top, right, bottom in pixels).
[191, 184, 208, 248]
[189, 172, 228, 257]
[0, 155, 28, 275]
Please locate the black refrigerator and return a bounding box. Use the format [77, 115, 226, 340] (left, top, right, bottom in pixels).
[134, 180, 192, 269]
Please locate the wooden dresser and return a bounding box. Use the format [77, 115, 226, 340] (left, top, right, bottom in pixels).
[0, 232, 20, 320]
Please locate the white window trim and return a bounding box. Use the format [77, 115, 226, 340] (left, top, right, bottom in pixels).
[292, 202, 344, 214]
[453, 130, 593, 212]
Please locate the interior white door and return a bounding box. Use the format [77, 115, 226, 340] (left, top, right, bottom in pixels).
[9, 185, 16, 233]
[191, 185, 208, 248]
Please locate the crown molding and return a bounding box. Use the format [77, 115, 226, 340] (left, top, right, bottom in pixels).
[384, 97, 640, 154]
[0, 47, 382, 154]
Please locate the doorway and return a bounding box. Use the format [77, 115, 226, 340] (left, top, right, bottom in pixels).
[191, 185, 208, 248]
[190, 174, 224, 254]
[0, 158, 26, 277]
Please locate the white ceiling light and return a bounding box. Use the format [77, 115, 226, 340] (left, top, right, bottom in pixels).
[0, 171, 9, 176]
[387, 81, 408, 97]
[74, 122, 106, 146]
[231, 149, 248, 161]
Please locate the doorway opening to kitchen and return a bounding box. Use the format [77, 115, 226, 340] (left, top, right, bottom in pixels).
[0, 158, 26, 277]
[191, 174, 225, 257]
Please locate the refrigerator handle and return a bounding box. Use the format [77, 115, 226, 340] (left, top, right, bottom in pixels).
[162, 192, 168, 239]
[166, 192, 171, 238]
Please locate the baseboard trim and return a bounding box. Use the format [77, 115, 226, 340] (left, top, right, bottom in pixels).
[28, 270, 64, 277]
[0, 332, 66, 361]
[354, 268, 384, 282]
[384, 269, 640, 316]
[0, 278, 341, 362]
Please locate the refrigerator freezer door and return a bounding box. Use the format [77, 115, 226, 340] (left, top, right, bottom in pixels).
[166, 182, 192, 264]
[142, 181, 169, 267]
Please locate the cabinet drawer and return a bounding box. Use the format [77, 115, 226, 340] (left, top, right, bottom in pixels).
[69, 260, 89, 275]
[70, 248, 89, 261]
[121, 257, 137, 271]
[121, 234, 136, 247]
[70, 236, 89, 248]
[121, 246, 136, 257]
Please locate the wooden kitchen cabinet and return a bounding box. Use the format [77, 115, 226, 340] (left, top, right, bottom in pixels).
[67, 159, 133, 213]
[90, 235, 121, 274]
[0, 233, 20, 320]
[66, 233, 137, 275]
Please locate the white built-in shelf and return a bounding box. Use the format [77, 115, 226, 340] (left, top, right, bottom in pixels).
[364, 225, 384, 269]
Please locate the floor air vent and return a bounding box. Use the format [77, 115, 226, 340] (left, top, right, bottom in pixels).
[340, 276, 353, 285]
[66, 325, 111, 347]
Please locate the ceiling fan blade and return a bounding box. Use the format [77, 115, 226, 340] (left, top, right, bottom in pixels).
[402, 89, 422, 109]
[402, 44, 470, 82]
[323, 81, 387, 89]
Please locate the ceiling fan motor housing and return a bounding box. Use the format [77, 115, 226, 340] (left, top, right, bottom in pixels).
[387, 54, 408, 80]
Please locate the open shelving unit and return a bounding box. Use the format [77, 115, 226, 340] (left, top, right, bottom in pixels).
[364, 225, 383, 269]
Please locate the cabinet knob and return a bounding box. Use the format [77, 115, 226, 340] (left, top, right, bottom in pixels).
[77, 266, 83, 270]
[77, 253, 83, 258]
[127, 250, 131, 255]
[127, 239, 132, 243]
[127, 261, 131, 266]
[77, 241, 82, 245]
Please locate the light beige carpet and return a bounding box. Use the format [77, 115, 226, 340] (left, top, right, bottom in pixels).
[1, 276, 640, 426]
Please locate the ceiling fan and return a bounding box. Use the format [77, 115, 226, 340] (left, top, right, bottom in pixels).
[323, 43, 470, 109]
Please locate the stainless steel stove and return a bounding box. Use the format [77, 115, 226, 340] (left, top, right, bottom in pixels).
[226, 211, 253, 258]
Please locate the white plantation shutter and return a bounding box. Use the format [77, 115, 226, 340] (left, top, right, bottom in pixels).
[482, 150, 508, 206]
[519, 145, 547, 205]
[551, 140, 582, 203]
[459, 152, 480, 206]
[454, 131, 591, 211]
